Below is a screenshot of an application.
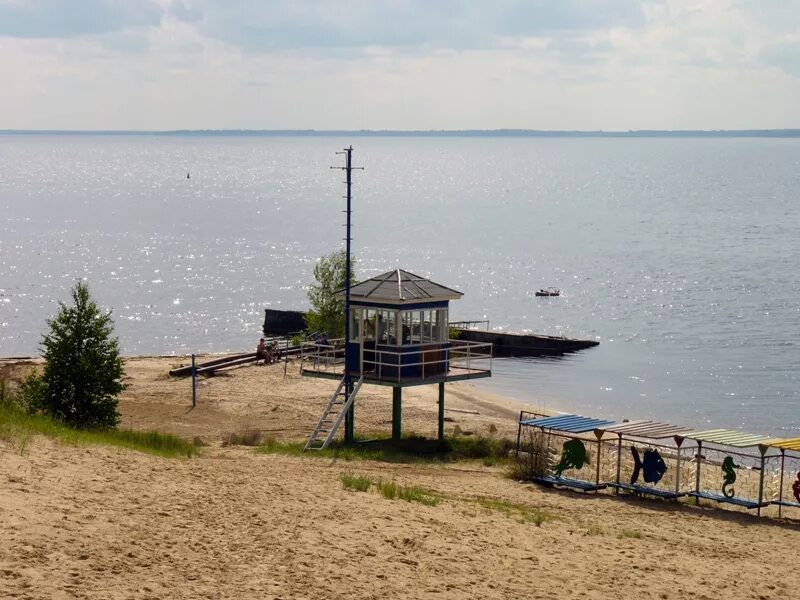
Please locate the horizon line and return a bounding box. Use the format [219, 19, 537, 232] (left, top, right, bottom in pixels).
[2, 128, 800, 138]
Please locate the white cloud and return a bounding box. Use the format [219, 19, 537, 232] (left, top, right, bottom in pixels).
[0, 0, 798, 129]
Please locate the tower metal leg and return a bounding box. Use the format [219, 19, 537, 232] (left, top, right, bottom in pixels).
[392, 386, 402, 441]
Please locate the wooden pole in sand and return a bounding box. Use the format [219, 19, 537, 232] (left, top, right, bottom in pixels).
[191, 354, 197, 408]
[614, 434, 623, 494]
[757, 445, 767, 517]
[594, 430, 603, 486]
[392, 386, 402, 441]
[675, 436, 685, 497]
[778, 449, 786, 518]
[438, 382, 445, 442]
[694, 441, 703, 505]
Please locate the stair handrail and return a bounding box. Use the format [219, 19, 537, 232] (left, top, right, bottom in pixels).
[319, 376, 364, 449]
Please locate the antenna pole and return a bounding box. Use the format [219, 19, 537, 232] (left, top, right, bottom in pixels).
[332, 146, 362, 442]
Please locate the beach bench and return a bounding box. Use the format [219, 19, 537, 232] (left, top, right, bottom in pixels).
[532, 475, 606, 492]
[771, 499, 800, 509]
[688, 490, 769, 509]
[608, 482, 683, 500]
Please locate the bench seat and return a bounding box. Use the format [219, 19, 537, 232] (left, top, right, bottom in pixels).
[688, 490, 768, 509]
[608, 482, 684, 500]
[771, 499, 800, 509]
[532, 475, 606, 492]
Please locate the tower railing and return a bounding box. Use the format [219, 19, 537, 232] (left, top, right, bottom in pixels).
[300, 339, 492, 384]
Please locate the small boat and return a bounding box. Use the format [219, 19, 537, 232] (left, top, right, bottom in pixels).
[535, 287, 560, 297]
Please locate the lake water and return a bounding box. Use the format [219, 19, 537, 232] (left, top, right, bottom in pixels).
[1, 134, 799, 435]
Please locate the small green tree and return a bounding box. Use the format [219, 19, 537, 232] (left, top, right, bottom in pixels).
[40, 282, 125, 429]
[305, 250, 357, 338]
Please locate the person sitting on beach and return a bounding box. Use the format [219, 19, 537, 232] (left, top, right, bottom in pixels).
[270, 340, 281, 362]
[256, 338, 268, 365]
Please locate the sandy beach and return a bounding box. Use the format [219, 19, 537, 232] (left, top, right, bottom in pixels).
[3, 355, 800, 599]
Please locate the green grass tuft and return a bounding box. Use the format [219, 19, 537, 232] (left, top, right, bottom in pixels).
[617, 529, 643, 539]
[467, 497, 555, 526]
[397, 485, 441, 506]
[255, 433, 514, 465]
[256, 438, 310, 456]
[340, 472, 372, 492]
[0, 404, 197, 458]
[376, 479, 398, 499]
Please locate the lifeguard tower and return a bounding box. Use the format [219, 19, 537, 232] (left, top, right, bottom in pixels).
[301, 268, 492, 449]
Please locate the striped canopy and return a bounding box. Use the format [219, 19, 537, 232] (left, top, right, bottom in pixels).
[767, 438, 800, 452]
[686, 429, 776, 448]
[520, 414, 616, 434]
[598, 420, 693, 440]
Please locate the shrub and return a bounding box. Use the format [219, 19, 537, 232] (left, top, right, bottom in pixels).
[507, 429, 551, 480]
[16, 373, 47, 414]
[40, 282, 125, 429]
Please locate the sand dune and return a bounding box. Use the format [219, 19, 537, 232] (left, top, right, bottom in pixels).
[2, 356, 800, 599]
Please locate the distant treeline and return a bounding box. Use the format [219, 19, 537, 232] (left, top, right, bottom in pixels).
[2, 129, 800, 138]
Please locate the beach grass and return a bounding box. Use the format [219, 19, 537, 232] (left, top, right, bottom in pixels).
[397, 484, 440, 506]
[376, 479, 399, 499]
[585, 524, 607, 536]
[340, 472, 372, 492]
[347, 476, 441, 506]
[467, 496, 555, 526]
[617, 529, 643, 539]
[256, 433, 514, 464]
[0, 404, 197, 458]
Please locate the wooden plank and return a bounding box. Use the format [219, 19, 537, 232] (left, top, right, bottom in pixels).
[532, 475, 606, 492]
[771, 499, 800, 509]
[169, 353, 255, 376]
[607, 482, 683, 500]
[688, 490, 768, 509]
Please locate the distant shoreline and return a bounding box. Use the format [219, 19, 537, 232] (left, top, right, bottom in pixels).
[2, 128, 800, 138]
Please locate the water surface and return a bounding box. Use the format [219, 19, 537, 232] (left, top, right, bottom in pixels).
[1, 135, 798, 435]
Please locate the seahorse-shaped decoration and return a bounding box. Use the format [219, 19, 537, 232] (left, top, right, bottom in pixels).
[554, 439, 589, 477]
[721, 456, 739, 498]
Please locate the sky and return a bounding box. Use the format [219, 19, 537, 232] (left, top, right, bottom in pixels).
[1, 0, 799, 130]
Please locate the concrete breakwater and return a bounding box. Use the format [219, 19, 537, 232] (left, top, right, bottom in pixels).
[453, 328, 598, 357]
[263, 309, 306, 336]
[263, 309, 598, 357]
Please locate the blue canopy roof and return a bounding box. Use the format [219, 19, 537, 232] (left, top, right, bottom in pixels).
[520, 414, 617, 433]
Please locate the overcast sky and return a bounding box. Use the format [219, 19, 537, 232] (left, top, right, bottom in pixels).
[1, 0, 798, 130]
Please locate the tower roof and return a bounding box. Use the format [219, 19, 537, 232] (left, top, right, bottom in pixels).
[341, 269, 462, 305]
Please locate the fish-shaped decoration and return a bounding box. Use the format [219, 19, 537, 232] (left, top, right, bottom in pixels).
[792, 472, 800, 504]
[554, 439, 589, 477]
[630, 447, 667, 485]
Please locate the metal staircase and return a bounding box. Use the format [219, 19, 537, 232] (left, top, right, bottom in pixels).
[304, 376, 364, 451]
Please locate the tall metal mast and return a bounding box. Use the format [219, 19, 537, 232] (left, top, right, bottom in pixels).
[332, 146, 361, 442]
